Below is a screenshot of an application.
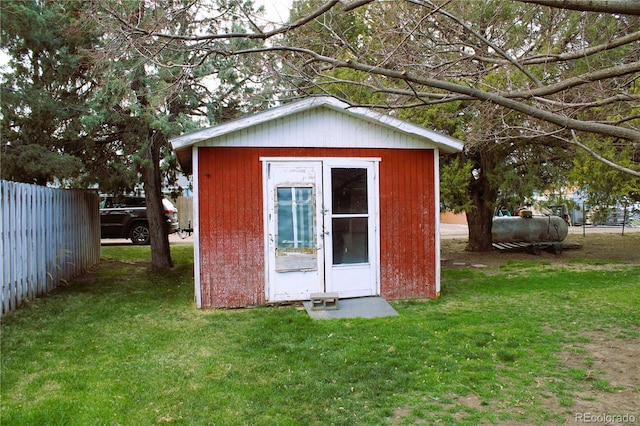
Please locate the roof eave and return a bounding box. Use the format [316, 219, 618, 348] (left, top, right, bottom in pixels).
[170, 96, 464, 172]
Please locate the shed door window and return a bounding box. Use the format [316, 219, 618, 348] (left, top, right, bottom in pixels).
[276, 186, 317, 271]
[331, 168, 369, 264]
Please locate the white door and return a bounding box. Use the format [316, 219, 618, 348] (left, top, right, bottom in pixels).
[266, 162, 324, 301]
[323, 160, 378, 298]
[265, 159, 379, 302]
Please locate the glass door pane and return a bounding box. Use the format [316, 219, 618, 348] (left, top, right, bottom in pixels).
[331, 168, 369, 265]
[331, 168, 368, 214]
[276, 187, 316, 271]
[332, 217, 369, 264]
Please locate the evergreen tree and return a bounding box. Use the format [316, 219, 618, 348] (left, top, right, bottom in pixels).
[2, 0, 271, 268]
[1, 0, 100, 185]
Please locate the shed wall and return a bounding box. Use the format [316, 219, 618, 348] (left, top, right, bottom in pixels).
[378, 149, 437, 299]
[198, 147, 436, 308]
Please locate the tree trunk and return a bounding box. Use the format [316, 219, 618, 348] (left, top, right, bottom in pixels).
[465, 153, 498, 252]
[142, 131, 173, 269]
[465, 202, 494, 252]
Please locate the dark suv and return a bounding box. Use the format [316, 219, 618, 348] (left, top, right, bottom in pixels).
[100, 195, 179, 245]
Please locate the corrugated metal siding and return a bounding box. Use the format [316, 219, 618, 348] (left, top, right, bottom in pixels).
[198, 147, 437, 308]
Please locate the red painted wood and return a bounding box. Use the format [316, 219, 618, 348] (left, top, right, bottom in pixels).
[378, 149, 437, 299]
[197, 147, 437, 308]
[198, 148, 266, 308]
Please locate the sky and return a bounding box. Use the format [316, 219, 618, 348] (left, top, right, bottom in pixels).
[257, 0, 293, 24]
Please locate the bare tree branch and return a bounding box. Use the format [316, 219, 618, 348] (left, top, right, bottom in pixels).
[569, 130, 640, 176]
[519, 0, 640, 16]
[92, 0, 640, 176]
[93, 0, 342, 41]
[239, 46, 640, 145]
[519, 30, 640, 65]
[467, 30, 640, 66]
[501, 61, 640, 99]
[533, 94, 640, 109]
[343, 0, 376, 12]
[414, 0, 543, 87]
[350, 67, 640, 106]
[91, 0, 381, 46]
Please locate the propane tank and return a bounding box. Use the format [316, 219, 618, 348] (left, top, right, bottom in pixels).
[492, 215, 568, 243]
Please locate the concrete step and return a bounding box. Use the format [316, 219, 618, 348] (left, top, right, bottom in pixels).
[310, 292, 339, 310]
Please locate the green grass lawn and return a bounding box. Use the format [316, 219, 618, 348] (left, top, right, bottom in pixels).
[1, 245, 639, 425]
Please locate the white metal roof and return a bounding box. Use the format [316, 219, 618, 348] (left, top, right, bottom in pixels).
[170, 96, 464, 173]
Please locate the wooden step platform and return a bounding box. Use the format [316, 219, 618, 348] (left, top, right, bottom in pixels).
[492, 241, 582, 254]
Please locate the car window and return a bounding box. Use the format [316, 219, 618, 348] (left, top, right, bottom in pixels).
[101, 198, 114, 208]
[100, 196, 146, 208]
[125, 197, 146, 207]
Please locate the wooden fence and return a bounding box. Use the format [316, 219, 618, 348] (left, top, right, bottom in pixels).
[1, 180, 101, 316]
[175, 196, 193, 229]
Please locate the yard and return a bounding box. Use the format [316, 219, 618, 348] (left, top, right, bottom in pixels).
[1, 233, 639, 425]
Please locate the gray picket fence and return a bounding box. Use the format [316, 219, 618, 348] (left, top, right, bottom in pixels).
[1, 180, 101, 316]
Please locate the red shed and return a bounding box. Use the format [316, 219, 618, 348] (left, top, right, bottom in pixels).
[170, 97, 463, 309]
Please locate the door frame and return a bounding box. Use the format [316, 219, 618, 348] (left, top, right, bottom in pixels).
[264, 160, 325, 302]
[322, 158, 380, 298]
[261, 157, 381, 302]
